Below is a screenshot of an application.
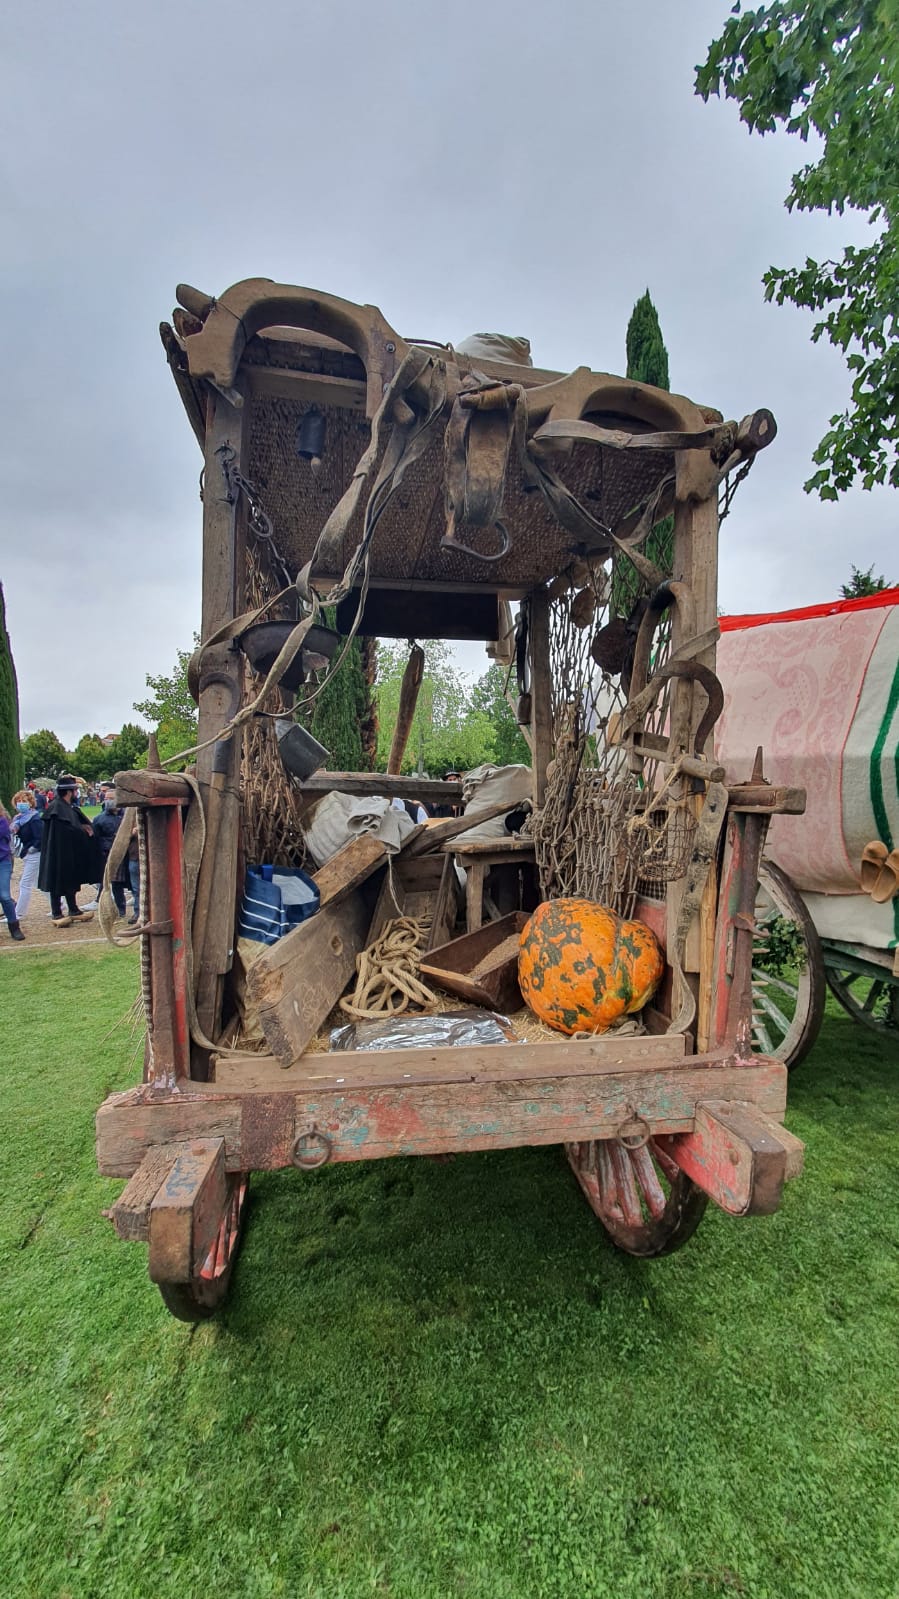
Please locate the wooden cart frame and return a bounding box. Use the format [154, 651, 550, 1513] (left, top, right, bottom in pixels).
[97, 279, 804, 1318]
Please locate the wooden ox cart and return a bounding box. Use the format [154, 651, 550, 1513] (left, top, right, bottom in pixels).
[96, 278, 804, 1320]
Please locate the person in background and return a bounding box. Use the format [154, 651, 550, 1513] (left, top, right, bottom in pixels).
[125, 822, 141, 924]
[11, 789, 43, 922]
[90, 793, 131, 918]
[0, 801, 25, 939]
[390, 795, 430, 825]
[38, 775, 102, 925]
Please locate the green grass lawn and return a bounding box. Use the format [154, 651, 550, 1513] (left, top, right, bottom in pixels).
[1, 946, 897, 1599]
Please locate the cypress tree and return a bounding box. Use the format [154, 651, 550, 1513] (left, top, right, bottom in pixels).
[626, 290, 670, 392]
[615, 290, 674, 612]
[0, 583, 24, 807]
[307, 613, 375, 771]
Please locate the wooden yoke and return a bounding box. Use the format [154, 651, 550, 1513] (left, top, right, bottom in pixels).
[191, 388, 247, 1059]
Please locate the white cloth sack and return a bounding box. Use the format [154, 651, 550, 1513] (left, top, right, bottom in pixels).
[456, 333, 533, 368]
[454, 764, 533, 846]
[303, 790, 416, 867]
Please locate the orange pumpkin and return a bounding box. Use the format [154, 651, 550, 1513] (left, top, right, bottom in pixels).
[518, 898, 664, 1035]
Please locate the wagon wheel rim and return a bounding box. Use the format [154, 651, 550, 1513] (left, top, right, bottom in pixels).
[825, 965, 899, 1036]
[752, 860, 825, 1070]
[565, 1138, 707, 1258]
[157, 1173, 249, 1322]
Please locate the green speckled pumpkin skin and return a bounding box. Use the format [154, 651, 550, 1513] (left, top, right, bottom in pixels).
[518, 898, 664, 1035]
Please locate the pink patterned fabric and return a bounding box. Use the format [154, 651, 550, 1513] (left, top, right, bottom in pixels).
[715, 610, 885, 893]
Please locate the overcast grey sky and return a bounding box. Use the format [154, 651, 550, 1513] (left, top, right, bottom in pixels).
[2, 1, 893, 748]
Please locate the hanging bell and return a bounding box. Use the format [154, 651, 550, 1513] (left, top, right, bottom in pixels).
[296, 407, 327, 473]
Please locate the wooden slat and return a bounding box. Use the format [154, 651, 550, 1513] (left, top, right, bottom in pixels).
[298, 772, 463, 801]
[449, 838, 536, 858]
[244, 364, 367, 410]
[529, 585, 553, 808]
[246, 892, 370, 1065]
[656, 1099, 804, 1216]
[96, 1057, 788, 1175]
[427, 854, 462, 950]
[311, 836, 387, 907]
[214, 1030, 687, 1091]
[403, 799, 513, 856]
[147, 1139, 228, 1283]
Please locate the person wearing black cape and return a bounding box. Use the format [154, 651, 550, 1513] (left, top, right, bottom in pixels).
[38, 776, 103, 926]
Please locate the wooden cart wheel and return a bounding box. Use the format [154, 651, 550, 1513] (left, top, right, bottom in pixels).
[825, 961, 899, 1038]
[566, 1138, 707, 1258]
[157, 1174, 249, 1323]
[752, 860, 826, 1070]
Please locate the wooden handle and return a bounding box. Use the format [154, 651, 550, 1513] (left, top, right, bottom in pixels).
[387, 644, 424, 775]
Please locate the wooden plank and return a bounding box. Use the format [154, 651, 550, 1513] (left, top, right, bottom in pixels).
[96, 1057, 788, 1174]
[297, 772, 463, 801]
[112, 769, 192, 804]
[108, 1144, 187, 1241]
[529, 585, 553, 808]
[311, 836, 387, 908]
[656, 1099, 804, 1216]
[216, 1031, 687, 1091]
[97, 1089, 242, 1177]
[403, 799, 514, 856]
[668, 489, 719, 1024]
[726, 785, 806, 814]
[450, 839, 536, 858]
[148, 1138, 228, 1283]
[427, 855, 462, 951]
[246, 892, 370, 1065]
[244, 364, 367, 410]
[193, 386, 247, 1045]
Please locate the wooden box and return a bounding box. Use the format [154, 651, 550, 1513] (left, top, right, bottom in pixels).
[419, 911, 529, 1011]
[368, 852, 462, 952]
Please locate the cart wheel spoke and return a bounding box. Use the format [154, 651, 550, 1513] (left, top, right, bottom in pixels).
[754, 986, 795, 1037]
[825, 962, 899, 1037]
[751, 860, 825, 1070]
[629, 1142, 667, 1219]
[565, 1138, 706, 1258]
[751, 1016, 775, 1056]
[609, 1141, 643, 1228]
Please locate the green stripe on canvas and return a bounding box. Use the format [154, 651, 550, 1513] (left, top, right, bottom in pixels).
[869, 654, 899, 944]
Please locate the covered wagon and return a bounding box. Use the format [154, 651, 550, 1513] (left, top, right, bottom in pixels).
[717, 588, 899, 1064]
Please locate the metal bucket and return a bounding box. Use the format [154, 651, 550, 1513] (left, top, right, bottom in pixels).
[275, 718, 329, 781]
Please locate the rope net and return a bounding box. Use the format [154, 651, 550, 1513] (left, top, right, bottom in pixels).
[530, 548, 695, 915]
[239, 537, 311, 868]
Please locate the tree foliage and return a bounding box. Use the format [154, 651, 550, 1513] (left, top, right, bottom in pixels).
[21, 729, 69, 782]
[619, 289, 674, 610]
[0, 583, 24, 807]
[469, 663, 531, 767]
[375, 641, 495, 775]
[134, 640, 199, 731]
[839, 562, 894, 599]
[303, 616, 374, 772]
[626, 290, 670, 392]
[697, 2, 899, 498]
[70, 734, 112, 783]
[133, 639, 199, 770]
[106, 722, 149, 774]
